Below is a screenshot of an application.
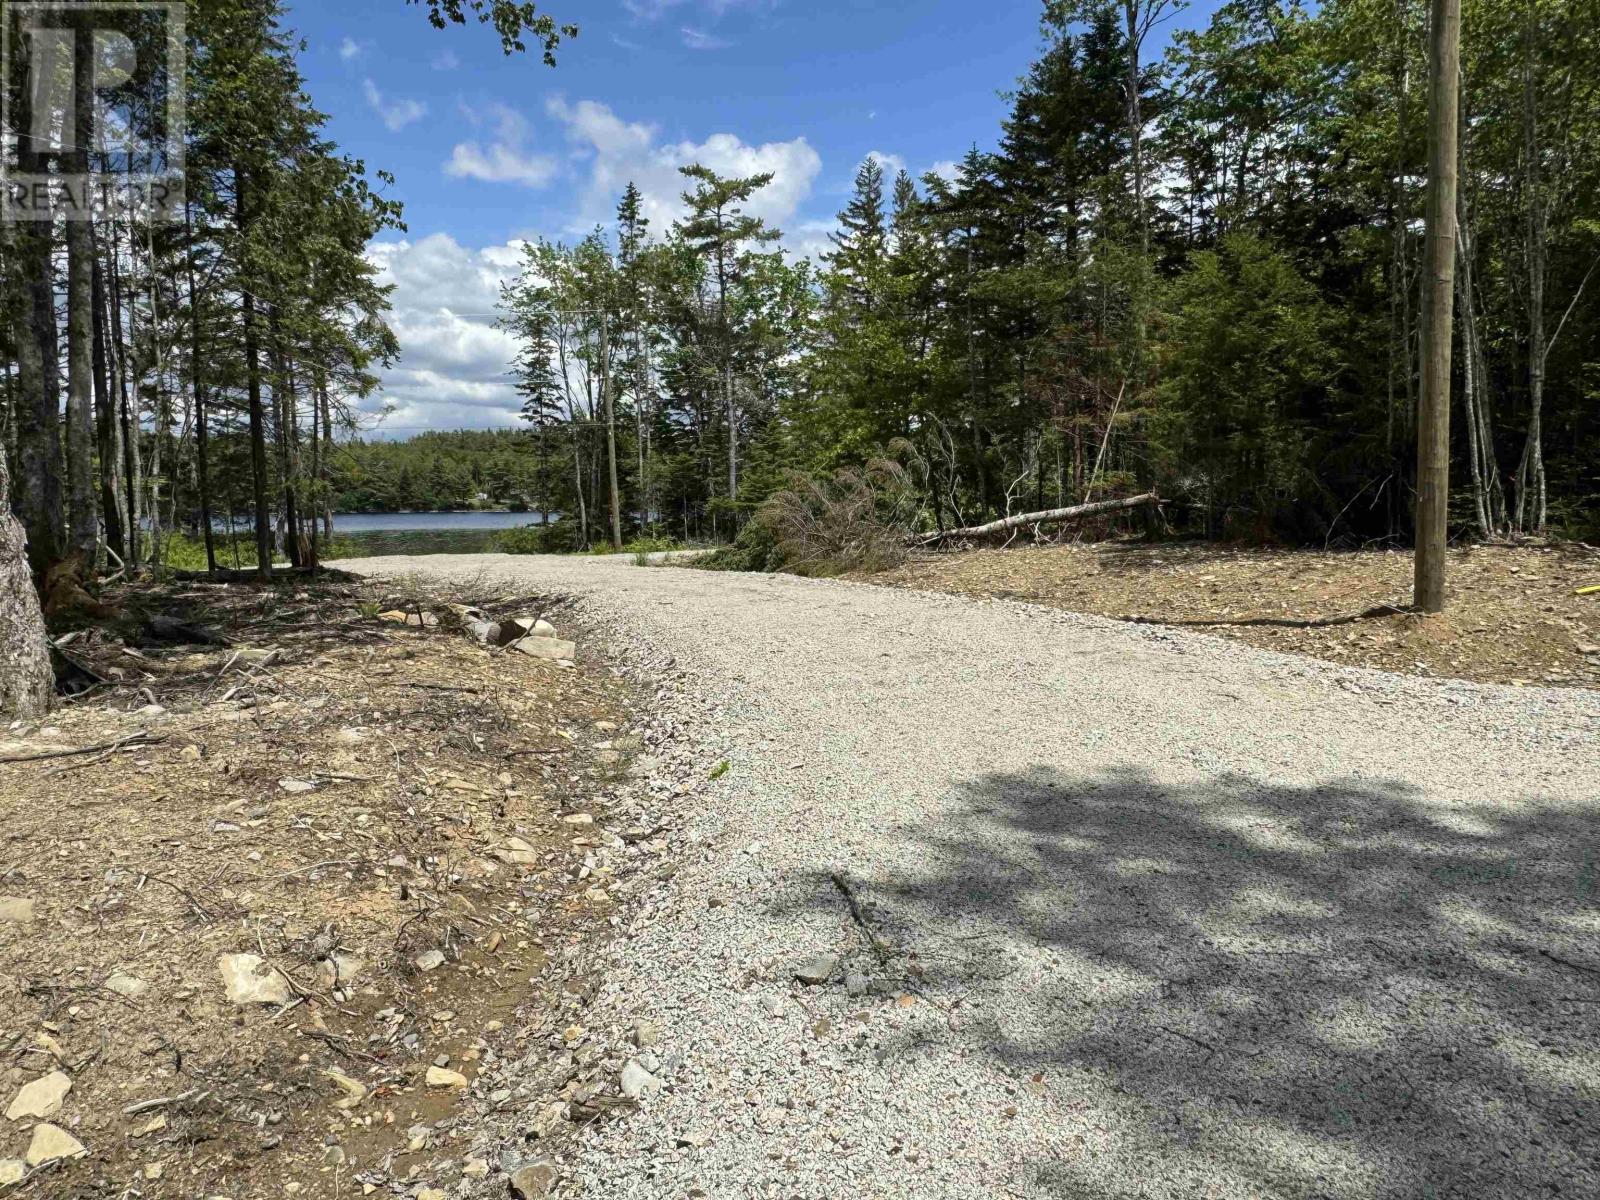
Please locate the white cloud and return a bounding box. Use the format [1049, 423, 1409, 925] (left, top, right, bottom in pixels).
[363, 235, 530, 432]
[625, 0, 769, 18]
[432, 49, 460, 71]
[928, 159, 961, 184]
[545, 96, 821, 238]
[866, 150, 906, 178]
[339, 37, 363, 61]
[681, 26, 731, 50]
[786, 218, 835, 264]
[445, 105, 558, 187]
[363, 80, 427, 132]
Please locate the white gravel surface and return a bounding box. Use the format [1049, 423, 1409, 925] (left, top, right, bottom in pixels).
[342, 554, 1600, 1200]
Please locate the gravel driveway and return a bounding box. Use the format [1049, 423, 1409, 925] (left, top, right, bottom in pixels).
[342, 554, 1600, 1200]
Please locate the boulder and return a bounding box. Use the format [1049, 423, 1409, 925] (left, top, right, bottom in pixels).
[425, 1066, 468, 1089]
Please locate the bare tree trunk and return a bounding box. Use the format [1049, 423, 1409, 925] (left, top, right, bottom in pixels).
[185, 202, 216, 572]
[1414, 0, 1461, 613]
[235, 166, 272, 577]
[17, 221, 65, 578]
[93, 251, 127, 562]
[0, 447, 53, 720]
[321, 387, 334, 543]
[1515, 13, 1547, 534]
[107, 211, 141, 564]
[913, 493, 1163, 545]
[63, 22, 98, 568]
[601, 314, 622, 549]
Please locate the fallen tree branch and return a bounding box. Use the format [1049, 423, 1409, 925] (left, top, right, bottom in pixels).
[1, 731, 162, 764]
[1110, 603, 1412, 630]
[911, 493, 1164, 546]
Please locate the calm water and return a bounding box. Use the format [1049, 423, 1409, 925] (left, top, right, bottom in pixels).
[324, 511, 552, 556]
[332, 511, 551, 533]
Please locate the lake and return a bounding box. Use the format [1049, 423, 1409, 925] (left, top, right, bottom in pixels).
[323, 511, 553, 556]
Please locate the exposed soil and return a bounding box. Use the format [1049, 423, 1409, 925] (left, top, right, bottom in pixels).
[0, 574, 646, 1197]
[865, 541, 1600, 688]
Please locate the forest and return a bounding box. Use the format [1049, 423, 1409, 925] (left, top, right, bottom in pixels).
[2, 0, 1598, 597]
[498, 0, 1599, 553]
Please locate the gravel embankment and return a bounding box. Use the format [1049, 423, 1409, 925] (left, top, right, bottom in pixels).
[342, 554, 1600, 1200]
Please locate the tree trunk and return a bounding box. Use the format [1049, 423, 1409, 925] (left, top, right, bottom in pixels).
[93, 252, 127, 563]
[1515, 13, 1547, 534]
[912, 493, 1163, 545]
[1414, 0, 1461, 613]
[63, 23, 97, 568]
[16, 220, 65, 579]
[185, 202, 217, 572]
[0, 448, 54, 720]
[601, 314, 622, 549]
[235, 167, 273, 577]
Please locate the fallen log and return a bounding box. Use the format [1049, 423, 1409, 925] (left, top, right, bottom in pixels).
[911, 493, 1164, 546]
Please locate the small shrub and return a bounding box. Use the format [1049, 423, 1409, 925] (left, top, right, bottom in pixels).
[495, 519, 581, 554]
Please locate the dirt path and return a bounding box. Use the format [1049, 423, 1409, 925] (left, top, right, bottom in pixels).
[343, 554, 1600, 1200]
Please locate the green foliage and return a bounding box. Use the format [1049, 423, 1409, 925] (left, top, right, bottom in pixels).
[494, 519, 582, 555]
[1154, 235, 1338, 539]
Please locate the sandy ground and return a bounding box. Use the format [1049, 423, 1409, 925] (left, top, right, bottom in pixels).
[342, 553, 1600, 1200]
[866, 541, 1600, 689]
[0, 576, 648, 1197]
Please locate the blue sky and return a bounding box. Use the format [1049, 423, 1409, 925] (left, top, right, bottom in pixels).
[281, 0, 1216, 435]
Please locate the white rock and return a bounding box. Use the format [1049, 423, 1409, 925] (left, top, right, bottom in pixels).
[277, 778, 317, 794]
[620, 1060, 661, 1100]
[560, 813, 594, 827]
[425, 1066, 468, 1089]
[414, 949, 446, 972]
[104, 972, 149, 999]
[24, 1123, 84, 1166]
[0, 897, 34, 924]
[0, 1159, 24, 1185]
[323, 1069, 367, 1110]
[512, 636, 578, 662]
[217, 954, 293, 1005]
[5, 1071, 71, 1121]
[493, 837, 540, 866]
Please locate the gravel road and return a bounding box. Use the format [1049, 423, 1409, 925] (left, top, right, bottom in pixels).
[342, 554, 1600, 1200]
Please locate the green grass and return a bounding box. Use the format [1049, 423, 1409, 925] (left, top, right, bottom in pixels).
[149, 531, 363, 571]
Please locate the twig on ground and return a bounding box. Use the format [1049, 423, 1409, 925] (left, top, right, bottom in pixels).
[829, 870, 893, 970]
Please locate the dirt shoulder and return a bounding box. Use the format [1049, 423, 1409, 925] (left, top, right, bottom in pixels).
[864, 541, 1600, 688]
[0, 574, 687, 1197]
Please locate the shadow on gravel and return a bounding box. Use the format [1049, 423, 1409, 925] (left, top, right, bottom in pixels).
[801, 767, 1599, 1199]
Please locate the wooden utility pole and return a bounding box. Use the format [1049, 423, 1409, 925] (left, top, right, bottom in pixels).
[600, 313, 623, 550]
[1415, 0, 1463, 613]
